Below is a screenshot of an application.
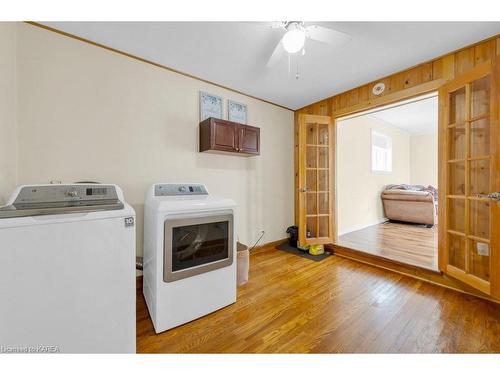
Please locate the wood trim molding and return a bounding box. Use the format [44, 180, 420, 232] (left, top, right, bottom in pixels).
[24, 21, 293, 112]
[297, 33, 499, 113]
[332, 79, 445, 118]
[490, 55, 500, 299]
[437, 85, 447, 272]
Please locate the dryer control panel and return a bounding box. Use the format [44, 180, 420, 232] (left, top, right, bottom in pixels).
[154, 184, 208, 196]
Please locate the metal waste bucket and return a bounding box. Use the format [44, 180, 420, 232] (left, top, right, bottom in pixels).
[237, 242, 249, 286]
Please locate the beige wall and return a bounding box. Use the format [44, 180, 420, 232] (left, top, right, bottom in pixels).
[0, 23, 17, 205]
[15, 23, 294, 256]
[410, 133, 438, 188]
[337, 115, 411, 235]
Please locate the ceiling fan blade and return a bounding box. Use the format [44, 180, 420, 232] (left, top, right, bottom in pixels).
[305, 25, 351, 47]
[266, 39, 285, 68]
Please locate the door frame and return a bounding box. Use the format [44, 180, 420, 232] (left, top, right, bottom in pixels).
[325, 59, 500, 299]
[330, 79, 445, 255]
[295, 54, 500, 300]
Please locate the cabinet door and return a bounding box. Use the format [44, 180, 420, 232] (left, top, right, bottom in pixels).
[439, 57, 500, 299]
[238, 125, 260, 155]
[212, 120, 238, 152]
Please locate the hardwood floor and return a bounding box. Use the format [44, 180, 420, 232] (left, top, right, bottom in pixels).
[337, 222, 438, 271]
[136, 244, 500, 353]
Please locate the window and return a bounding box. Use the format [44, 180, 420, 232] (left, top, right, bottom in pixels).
[371, 130, 392, 172]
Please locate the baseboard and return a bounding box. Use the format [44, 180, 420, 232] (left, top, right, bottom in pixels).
[135, 238, 287, 290]
[250, 238, 288, 253]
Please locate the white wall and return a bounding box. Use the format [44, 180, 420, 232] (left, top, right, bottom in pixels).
[15, 23, 295, 256]
[0, 23, 17, 205]
[410, 133, 438, 188]
[337, 115, 411, 235]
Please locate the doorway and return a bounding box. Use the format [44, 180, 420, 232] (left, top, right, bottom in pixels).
[335, 93, 439, 270]
[296, 58, 499, 300]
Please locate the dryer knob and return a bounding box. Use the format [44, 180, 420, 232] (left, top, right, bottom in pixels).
[66, 188, 79, 198]
[178, 186, 187, 193]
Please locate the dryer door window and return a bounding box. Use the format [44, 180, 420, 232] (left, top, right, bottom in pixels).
[164, 214, 234, 282]
[172, 221, 228, 272]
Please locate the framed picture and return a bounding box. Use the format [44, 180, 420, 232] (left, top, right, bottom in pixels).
[228, 100, 248, 124]
[200, 91, 223, 121]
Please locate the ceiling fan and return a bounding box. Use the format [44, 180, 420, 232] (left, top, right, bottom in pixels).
[266, 21, 351, 69]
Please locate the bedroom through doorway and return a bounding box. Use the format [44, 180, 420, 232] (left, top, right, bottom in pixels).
[335, 93, 439, 271]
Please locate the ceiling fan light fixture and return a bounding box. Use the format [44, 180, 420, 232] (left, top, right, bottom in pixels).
[282, 28, 305, 54]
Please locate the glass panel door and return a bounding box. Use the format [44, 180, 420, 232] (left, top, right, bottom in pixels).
[440, 60, 499, 298]
[298, 114, 334, 246]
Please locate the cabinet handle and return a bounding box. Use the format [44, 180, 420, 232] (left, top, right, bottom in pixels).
[240, 128, 244, 152]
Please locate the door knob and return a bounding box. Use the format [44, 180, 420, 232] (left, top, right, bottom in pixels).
[488, 192, 500, 201]
[476, 192, 500, 201]
[299, 188, 308, 193]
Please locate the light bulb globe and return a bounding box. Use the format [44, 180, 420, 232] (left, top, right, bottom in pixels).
[282, 29, 305, 54]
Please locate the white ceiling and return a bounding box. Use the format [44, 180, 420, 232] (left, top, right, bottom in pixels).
[42, 22, 500, 110]
[369, 96, 438, 135]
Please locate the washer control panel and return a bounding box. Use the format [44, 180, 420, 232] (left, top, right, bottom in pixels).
[13, 184, 119, 205]
[154, 184, 208, 196]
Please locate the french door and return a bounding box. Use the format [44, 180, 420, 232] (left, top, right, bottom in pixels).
[297, 114, 334, 247]
[439, 58, 500, 298]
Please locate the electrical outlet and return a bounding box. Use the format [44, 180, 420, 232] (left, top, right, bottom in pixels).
[477, 242, 489, 256]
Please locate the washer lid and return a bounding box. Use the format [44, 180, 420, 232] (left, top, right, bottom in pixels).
[0, 184, 124, 219]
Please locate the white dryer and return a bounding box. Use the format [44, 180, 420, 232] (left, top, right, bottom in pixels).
[143, 183, 236, 333]
[0, 184, 136, 353]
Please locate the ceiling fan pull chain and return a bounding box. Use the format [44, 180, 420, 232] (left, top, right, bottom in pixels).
[296, 60, 300, 80]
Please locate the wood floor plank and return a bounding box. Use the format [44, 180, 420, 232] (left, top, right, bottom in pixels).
[338, 221, 438, 270]
[136, 245, 500, 353]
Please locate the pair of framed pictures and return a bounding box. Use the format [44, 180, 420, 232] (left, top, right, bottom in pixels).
[199, 91, 247, 124]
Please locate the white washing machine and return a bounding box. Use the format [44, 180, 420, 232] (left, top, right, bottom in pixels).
[143, 183, 236, 333]
[0, 184, 136, 353]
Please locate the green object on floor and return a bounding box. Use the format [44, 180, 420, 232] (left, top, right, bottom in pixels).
[309, 244, 324, 256]
[276, 243, 330, 262]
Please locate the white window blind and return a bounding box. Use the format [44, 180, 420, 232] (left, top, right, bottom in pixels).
[371, 130, 392, 172]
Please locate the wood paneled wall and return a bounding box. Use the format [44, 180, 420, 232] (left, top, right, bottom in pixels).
[294, 35, 499, 225]
[296, 36, 499, 117]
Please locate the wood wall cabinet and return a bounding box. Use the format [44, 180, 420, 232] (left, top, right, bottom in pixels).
[199, 117, 260, 156]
